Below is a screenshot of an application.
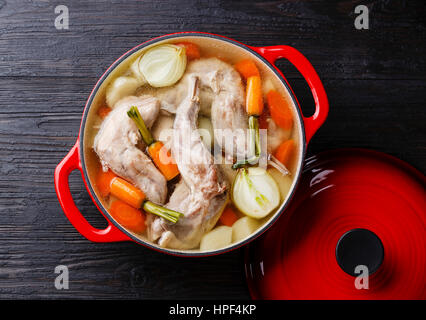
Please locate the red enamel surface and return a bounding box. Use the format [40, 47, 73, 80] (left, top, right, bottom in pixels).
[54, 141, 130, 242]
[250, 45, 329, 144]
[245, 149, 426, 299]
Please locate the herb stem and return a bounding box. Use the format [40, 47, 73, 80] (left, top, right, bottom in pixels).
[143, 201, 183, 224]
[232, 116, 261, 170]
[127, 106, 154, 146]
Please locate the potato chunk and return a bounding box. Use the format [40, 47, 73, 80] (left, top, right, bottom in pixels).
[232, 216, 261, 243]
[106, 76, 140, 107]
[268, 168, 293, 200]
[200, 226, 232, 251]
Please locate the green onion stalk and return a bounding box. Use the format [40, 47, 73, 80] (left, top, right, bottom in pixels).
[127, 106, 154, 146]
[127, 106, 183, 223]
[142, 201, 183, 224]
[232, 115, 261, 169]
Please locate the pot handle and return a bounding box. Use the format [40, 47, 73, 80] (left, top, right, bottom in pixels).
[54, 141, 130, 242]
[251, 45, 329, 144]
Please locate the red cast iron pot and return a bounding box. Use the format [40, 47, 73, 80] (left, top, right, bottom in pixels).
[54, 32, 329, 256]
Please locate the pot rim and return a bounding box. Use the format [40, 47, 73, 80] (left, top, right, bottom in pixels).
[78, 32, 307, 257]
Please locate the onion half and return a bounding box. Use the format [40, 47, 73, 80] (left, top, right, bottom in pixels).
[138, 44, 187, 88]
[231, 167, 280, 219]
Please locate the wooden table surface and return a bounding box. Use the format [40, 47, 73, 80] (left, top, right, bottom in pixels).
[0, 0, 424, 299]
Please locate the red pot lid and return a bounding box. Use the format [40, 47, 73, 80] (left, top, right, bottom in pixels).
[245, 148, 426, 300]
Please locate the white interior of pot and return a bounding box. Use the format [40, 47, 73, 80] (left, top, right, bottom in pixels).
[82, 35, 304, 255]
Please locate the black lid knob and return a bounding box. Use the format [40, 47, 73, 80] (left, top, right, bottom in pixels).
[335, 228, 384, 276]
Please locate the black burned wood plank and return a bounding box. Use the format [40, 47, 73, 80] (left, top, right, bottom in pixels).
[0, 240, 249, 299]
[0, 0, 425, 80]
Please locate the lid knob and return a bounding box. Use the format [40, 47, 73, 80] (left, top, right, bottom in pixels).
[335, 228, 384, 276]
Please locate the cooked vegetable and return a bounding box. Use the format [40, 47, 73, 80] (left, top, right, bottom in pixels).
[106, 76, 140, 107]
[232, 167, 280, 219]
[148, 141, 179, 181]
[268, 168, 293, 199]
[235, 59, 260, 80]
[232, 216, 261, 243]
[130, 55, 147, 83]
[232, 75, 264, 169]
[267, 153, 290, 176]
[96, 168, 117, 197]
[219, 206, 239, 227]
[200, 226, 232, 251]
[274, 139, 295, 167]
[99, 172, 182, 223]
[266, 90, 293, 131]
[142, 201, 183, 224]
[176, 42, 201, 60]
[198, 116, 214, 148]
[262, 78, 275, 97]
[97, 106, 112, 118]
[249, 115, 261, 157]
[138, 44, 187, 88]
[246, 76, 264, 116]
[110, 177, 146, 209]
[109, 200, 146, 233]
[232, 116, 260, 169]
[128, 106, 180, 180]
[127, 106, 154, 145]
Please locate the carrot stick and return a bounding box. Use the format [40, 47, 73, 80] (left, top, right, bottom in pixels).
[235, 59, 260, 80]
[128, 106, 180, 181]
[96, 168, 117, 197]
[97, 106, 112, 118]
[219, 206, 239, 227]
[246, 76, 264, 116]
[148, 141, 179, 181]
[96, 168, 183, 223]
[110, 177, 146, 209]
[274, 139, 295, 167]
[176, 42, 200, 60]
[233, 75, 264, 169]
[109, 200, 146, 233]
[266, 90, 293, 130]
[109, 176, 182, 223]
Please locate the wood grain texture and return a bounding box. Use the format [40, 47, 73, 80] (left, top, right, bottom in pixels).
[0, 0, 424, 299]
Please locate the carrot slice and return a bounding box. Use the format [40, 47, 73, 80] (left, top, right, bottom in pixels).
[246, 76, 264, 116]
[109, 200, 146, 233]
[266, 90, 293, 130]
[97, 106, 112, 118]
[234, 59, 260, 80]
[274, 139, 295, 167]
[96, 168, 117, 197]
[219, 206, 239, 227]
[110, 177, 146, 209]
[148, 141, 179, 181]
[176, 42, 201, 60]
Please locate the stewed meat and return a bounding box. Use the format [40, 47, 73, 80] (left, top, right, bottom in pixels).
[149, 76, 228, 249]
[93, 95, 167, 204]
[156, 58, 250, 161]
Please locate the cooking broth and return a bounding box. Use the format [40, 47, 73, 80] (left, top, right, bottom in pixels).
[83, 36, 303, 252]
